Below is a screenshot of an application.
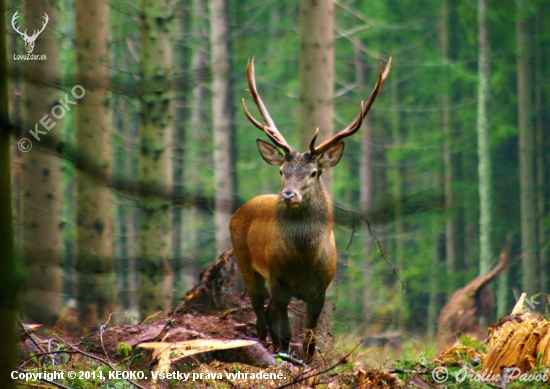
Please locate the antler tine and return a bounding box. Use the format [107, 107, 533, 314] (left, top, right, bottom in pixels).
[243, 57, 292, 153]
[311, 57, 392, 155]
[242, 98, 288, 149]
[30, 13, 49, 39]
[11, 11, 24, 36]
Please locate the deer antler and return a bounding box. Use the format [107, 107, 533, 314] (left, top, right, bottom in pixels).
[29, 13, 49, 40]
[310, 57, 392, 155]
[242, 58, 292, 153]
[11, 11, 49, 40]
[11, 11, 26, 38]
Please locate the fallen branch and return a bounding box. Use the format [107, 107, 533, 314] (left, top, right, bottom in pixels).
[273, 338, 363, 389]
[21, 350, 79, 366]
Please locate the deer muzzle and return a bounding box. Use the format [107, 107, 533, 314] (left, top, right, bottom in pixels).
[280, 189, 302, 205]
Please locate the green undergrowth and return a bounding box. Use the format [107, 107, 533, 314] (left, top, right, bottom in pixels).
[390, 335, 550, 388]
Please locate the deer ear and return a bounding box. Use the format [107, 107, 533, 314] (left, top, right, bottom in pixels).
[257, 139, 285, 166]
[318, 142, 345, 169]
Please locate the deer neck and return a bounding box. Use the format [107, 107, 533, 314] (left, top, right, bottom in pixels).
[275, 181, 333, 253]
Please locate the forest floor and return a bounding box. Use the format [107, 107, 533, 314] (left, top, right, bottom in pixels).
[15, 251, 550, 388]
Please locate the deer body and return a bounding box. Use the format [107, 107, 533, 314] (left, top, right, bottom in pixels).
[231, 193, 336, 302]
[232, 58, 391, 362]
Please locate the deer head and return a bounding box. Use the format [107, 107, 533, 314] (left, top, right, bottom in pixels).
[242, 57, 392, 207]
[11, 11, 49, 54]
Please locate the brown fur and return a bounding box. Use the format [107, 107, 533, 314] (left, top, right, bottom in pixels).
[230, 144, 341, 363]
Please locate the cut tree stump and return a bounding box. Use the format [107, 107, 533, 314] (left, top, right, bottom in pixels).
[482, 293, 550, 375]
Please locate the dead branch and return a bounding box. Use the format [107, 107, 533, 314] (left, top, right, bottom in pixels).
[273, 338, 363, 389]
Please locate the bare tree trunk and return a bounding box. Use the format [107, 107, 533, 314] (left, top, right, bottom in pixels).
[516, 0, 538, 297]
[298, 0, 334, 191]
[389, 73, 405, 329]
[0, 2, 17, 385]
[75, 0, 114, 331]
[21, 0, 63, 326]
[477, 0, 493, 277]
[497, 5, 510, 314]
[354, 44, 375, 320]
[428, 220, 441, 341]
[390, 74, 404, 268]
[535, 12, 547, 297]
[138, 0, 174, 317]
[185, 0, 209, 263]
[442, 0, 456, 297]
[209, 0, 236, 255]
[111, 93, 131, 311]
[172, 8, 192, 303]
[8, 0, 22, 251]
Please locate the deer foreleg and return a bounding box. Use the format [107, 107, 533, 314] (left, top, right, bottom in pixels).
[266, 283, 292, 353]
[304, 292, 326, 363]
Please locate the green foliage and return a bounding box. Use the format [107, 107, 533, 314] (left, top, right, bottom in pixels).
[116, 342, 132, 358]
[460, 335, 486, 353]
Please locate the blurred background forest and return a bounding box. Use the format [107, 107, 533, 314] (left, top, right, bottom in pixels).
[1, 0, 549, 353]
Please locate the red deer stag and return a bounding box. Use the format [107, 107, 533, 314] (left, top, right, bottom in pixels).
[230, 58, 391, 363]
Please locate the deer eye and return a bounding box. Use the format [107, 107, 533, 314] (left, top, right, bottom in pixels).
[279, 170, 283, 176]
[310, 171, 317, 178]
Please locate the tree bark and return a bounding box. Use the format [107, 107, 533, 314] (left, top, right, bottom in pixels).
[75, 0, 114, 331]
[535, 11, 547, 298]
[298, 0, 334, 191]
[389, 73, 405, 329]
[209, 0, 236, 255]
[138, 0, 174, 317]
[21, 0, 63, 326]
[185, 0, 209, 262]
[516, 0, 538, 297]
[477, 0, 493, 277]
[441, 0, 456, 296]
[428, 221, 440, 341]
[172, 7, 192, 302]
[354, 43, 375, 320]
[390, 74, 404, 270]
[0, 2, 17, 386]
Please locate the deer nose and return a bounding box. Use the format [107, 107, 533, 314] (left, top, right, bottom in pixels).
[281, 190, 296, 202]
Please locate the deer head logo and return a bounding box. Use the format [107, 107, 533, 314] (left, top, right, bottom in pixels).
[11, 11, 49, 54]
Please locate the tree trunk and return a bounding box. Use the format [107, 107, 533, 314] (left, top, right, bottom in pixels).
[428, 220, 441, 341]
[516, 0, 538, 297]
[9, 4, 22, 252]
[0, 2, 17, 386]
[354, 43, 374, 320]
[138, 0, 174, 317]
[441, 0, 456, 297]
[535, 11, 547, 298]
[390, 74, 404, 268]
[172, 8, 191, 303]
[298, 0, 334, 191]
[185, 0, 209, 265]
[21, 0, 63, 326]
[389, 73, 405, 328]
[75, 0, 114, 331]
[209, 0, 236, 255]
[477, 0, 493, 277]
